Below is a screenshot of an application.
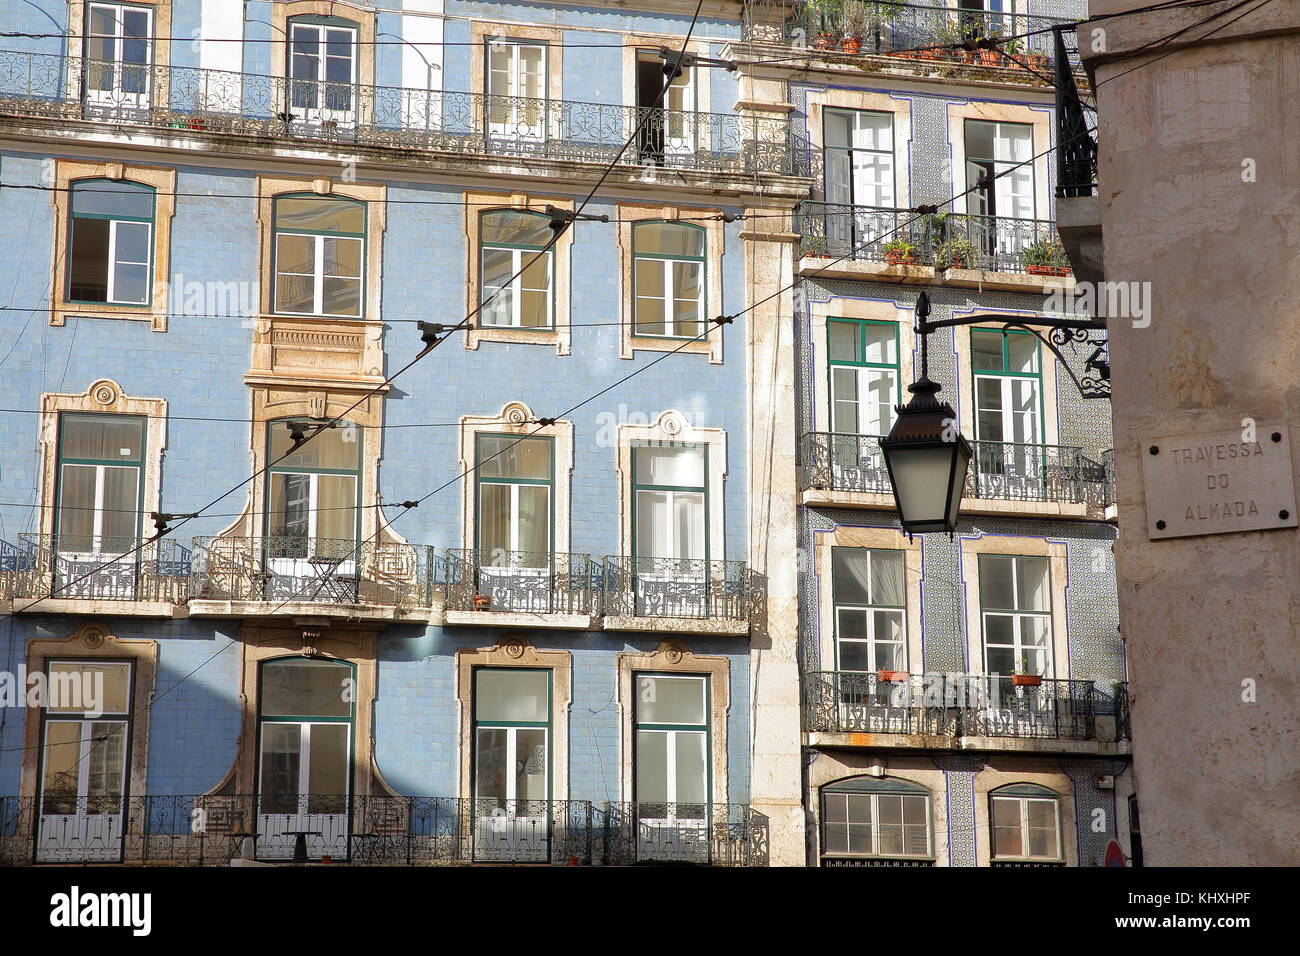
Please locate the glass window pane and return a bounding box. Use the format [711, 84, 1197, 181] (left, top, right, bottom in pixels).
[47, 661, 132, 714]
[268, 473, 310, 542]
[991, 797, 1022, 857]
[634, 445, 705, 487]
[516, 728, 548, 800]
[307, 723, 348, 800]
[86, 722, 126, 809]
[636, 490, 669, 559]
[69, 216, 111, 302]
[832, 549, 870, 606]
[275, 197, 364, 234]
[56, 465, 96, 551]
[100, 466, 139, 547]
[837, 639, 871, 672]
[70, 180, 153, 219]
[635, 730, 668, 803]
[979, 555, 1015, 609]
[634, 222, 704, 257]
[261, 659, 352, 717]
[517, 484, 550, 555]
[972, 330, 1004, 371]
[824, 109, 852, 150]
[323, 236, 361, 278]
[1007, 333, 1038, 373]
[269, 418, 361, 470]
[870, 549, 905, 606]
[675, 732, 707, 804]
[259, 723, 302, 812]
[475, 669, 550, 723]
[62, 415, 143, 461]
[862, 323, 896, 365]
[476, 435, 551, 480]
[478, 484, 510, 558]
[480, 247, 515, 327]
[636, 674, 706, 725]
[41, 722, 82, 814]
[966, 120, 996, 161]
[474, 727, 508, 802]
[321, 277, 361, 316]
[314, 475, 357, 542]
[1016, 557, 1051, 611]
[831, 368, 859, 434]
[482, 210, 552, 247]
[828, 321, 858, 363]
[112, 263, 149, 305]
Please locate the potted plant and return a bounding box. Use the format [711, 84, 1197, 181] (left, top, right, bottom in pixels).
[187, 116, 207, 131]
[840, 0, 869, 53]
[877, 668, 909, 684]
[976, 26, 1005, 66]
[1021, 236, 1071, 276]
[1012, 657, 1043, 686]
[883, 238, 919, 264]
[472, 593, 492, 611]
[810, 0, 841, 50]
[937, 235, 978, 270]
[802, 234, 830, 258]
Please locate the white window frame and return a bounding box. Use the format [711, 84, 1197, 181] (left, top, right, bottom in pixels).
[486, 38, 548, 141]
[823, 788, 933, 859]
[273, 231, 364, 318]
[980, 555, 1054, 678]
[480, 239, 554, 330]
[84, 2, 153, 107]
[832, 548, 907, 674]
[288, 20, 359, 126]
[990, 793, 1063, 862]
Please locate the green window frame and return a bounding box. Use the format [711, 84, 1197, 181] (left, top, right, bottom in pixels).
[630, 442, 709, 562]
[827, 317, 900, 438]
[256, 656, 356, 816]
[830, 546, 907, 674]
[971, 327, 1044, 446]
[67, 178, 155, 307]
[632, 221, 706, 339]
[472, 667, 553, 807]
[474, 433, 554, 564]
[632, 672, 711, 814]
[271, 193, 366, 318]
[821, 776, 934, 861]
[264, 417, 362, 549]
[479, 210, 555, 330]
[54, 412, 146, 554]
[989, 783, 1063, 863]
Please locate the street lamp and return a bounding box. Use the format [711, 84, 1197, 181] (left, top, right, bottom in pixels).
[880, 292, 971, 536]
[881, 291, 1110, 536]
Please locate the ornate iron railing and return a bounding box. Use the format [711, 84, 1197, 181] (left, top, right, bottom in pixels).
[0, 51, 809, 177]
[444, 549, 600, 616]
[0, 794, 596, 865]
[804, 671, 1098, 740]
[797, 202, 1067, 276]
[799, 432, 890, 494]
[1054, 25, 1097, 198]
[966, 440, 1108, 504]
[741, 1, 1067, 69]
[602, 802, 769, 866]
[189, 535, 439, 610]
[7, 534, 190, 603]
[602, 557, 751, 623]
[1114, 680, 1131, 742]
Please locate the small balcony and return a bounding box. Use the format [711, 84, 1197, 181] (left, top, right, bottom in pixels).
[187, 535, 439, 621]
[797, 202, 1071, 287]
[741, 1, 1066, 75]
[803, 671, 1120, 752]
[1, 534, 190, 614]
[0, 52, 809, 179]
[601, 557, 753, 636]
[443, 549, 600, 629]
[798, 432, 1114, 517]
[601, 802, 769, 867]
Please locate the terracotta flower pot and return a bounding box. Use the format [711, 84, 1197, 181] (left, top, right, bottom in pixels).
[814, 33, 836, 51]
[979, 49, 1004, 67]
[1012, 674, 1043, 687]
[877, 670, 909, 684]
[885, 251, 918, 265]
[472, 593, 492, 611]
[1026, 264, 1071, 276]
[841, 37, 862, 54]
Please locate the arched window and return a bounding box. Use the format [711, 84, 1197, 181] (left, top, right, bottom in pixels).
[272, 194, 366, 317]
[989, 783, 1063, 864]
[480, 210, 554, 329]
[632, 222, 705, 338]
[287, 15, 359, 124]
[257, 656, 355, 860]
[821, 776, 932, 864]
[68, 179, 155, 305]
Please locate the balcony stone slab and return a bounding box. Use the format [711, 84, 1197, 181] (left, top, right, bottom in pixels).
[601, 615, 750, 637]
[443, 609, 595, 631]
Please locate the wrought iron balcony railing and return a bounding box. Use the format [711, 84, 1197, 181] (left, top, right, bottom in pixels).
[602, 802, 769, 866]
[4, 534, 190, 603]
[0, 794, 597, 866]
[0, 51, 809, 177]
[966, 440, 1112, 505]
[804, 671, 1098, 741]
[799, 432, 891, 494]
[444, 549, 600, 616]
[741, 1, 1068, 71]
[189, 535, 439, 610]
[602, 556, 751, 623]
[1112, 680, 1131, 742]
[797, 202, 1069, 276]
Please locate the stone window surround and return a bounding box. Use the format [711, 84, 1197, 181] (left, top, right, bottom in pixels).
[216, 384, 392, 545]
[802, 88, 913, 208]
[272, 0, 377, 111]
[615, 409, 727, 562]
[951, 309, 1061, 448]
[17, 622, 157, 831]
[616, 640, 729, 806]
[973, 765, 1077, 867]
[812, 523, 923, 675]
[806, 760, 948, 866]
[35, 378, 167, 543]
[619, 31, 714, 123]
[203, 622, 388, 801]
[958, 533, 1071, 680]
[809, 294, 917, 435]
[461, 190, 574, 355]
[454, 637, 573, 803]
[616, 203, 725, 364]
[457, 401, 574, 555]
[945, 101, 1053, 222]
[49, 160, 176, 331]
[65, 0, 173, 111]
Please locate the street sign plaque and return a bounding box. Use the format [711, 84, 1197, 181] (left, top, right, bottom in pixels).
[1140, 425, 1298, 540]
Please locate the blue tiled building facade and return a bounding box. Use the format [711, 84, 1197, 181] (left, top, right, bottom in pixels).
[0, 0, 1130, 868]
